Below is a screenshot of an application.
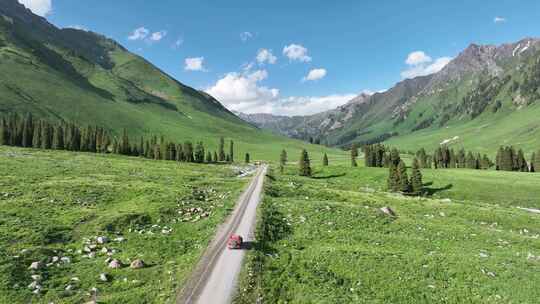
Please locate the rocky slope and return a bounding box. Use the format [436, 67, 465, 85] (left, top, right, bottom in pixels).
[238, 37, 540, 152]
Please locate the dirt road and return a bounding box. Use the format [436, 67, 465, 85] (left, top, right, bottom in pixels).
[177, 165, 267, 304]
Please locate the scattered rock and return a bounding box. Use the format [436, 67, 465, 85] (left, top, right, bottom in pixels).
[65, 284, 74, 291]
[61, 257, 71, 264]
[108, 259, 122, 269]
[130, 259, 145, 269]
[114, 237, 125, 242]
[440, 199, 452, 203]
[380, 207, 396, 217]
[97, 236, 108, 244]
[28, 261, 42, 270]
[31, 275, 42, 282]
[28, 281, 40, 290]
[99, 273, 109, 282]
[101, 247, 109, 254]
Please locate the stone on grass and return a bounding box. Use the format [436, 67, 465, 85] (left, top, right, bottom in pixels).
[61, 257, 71, 264]
[31, 275, 42, 282]
[28, 281, 40, 290]
[100, 247, 109, 254]
[108, 259, 122, 269]
[99, 273, 109, 282]
[97, 236, 108, 244]
[380, 207, 396, 217]
[130, 259, 145, 269]
[28, 261, 42, 270]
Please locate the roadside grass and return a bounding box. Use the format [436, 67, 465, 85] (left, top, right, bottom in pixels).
[0, 146, 249, 303]
[234, 165, 540, 303]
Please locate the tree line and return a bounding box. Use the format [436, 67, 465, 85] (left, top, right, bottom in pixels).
[363, 143, 539, 173]
[0, 113, 242, 164]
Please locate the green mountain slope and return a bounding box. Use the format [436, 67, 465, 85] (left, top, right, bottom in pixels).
[0, 0, 342, 161]
[240, 38, 540, 155]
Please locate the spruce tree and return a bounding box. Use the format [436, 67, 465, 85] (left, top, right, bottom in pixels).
[213, 151, 218, 163]
[0, 118, 6, 145]
[52, 125, 64, 150]
[245, 153, 250, 164]
[396, 160, 410, 193]
[218, 137, 225, 161]
[120, 129, 130, 155]
[41, 122, 52, 150]
[21, 113, 33, 148]
[410, 158, 423, 195]
[194, 142, 205, 163]
[206, 151, 213, 163]
[531, 152, 537, 173]
[184, 141, 194, 162]
[351, 143, 358, 167]
[279, 149, 287, 173]
[387, 163, 398, 192]
[323, 153, 329, 166]
[299, 149, 311, 177]
[229, 140, 234, 163]
[32, 122, 42, 148]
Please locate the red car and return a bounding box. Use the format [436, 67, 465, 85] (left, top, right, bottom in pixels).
[227, 234, 243, 249]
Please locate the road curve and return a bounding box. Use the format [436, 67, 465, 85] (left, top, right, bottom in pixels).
[177, 165, 267, 304]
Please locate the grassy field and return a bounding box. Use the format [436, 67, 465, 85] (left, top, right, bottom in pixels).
[235, 164, 540, 303]
[0, 146, 250, 303]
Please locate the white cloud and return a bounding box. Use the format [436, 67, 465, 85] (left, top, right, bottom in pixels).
[64, 25, 87, 31]
[303, 68, 327, 82]
[283, 44, 312, 62]
[256, 49, 277, 65]
[184, 57, 206, 71]
[206, 69, 354, 116]
[149, 30, 167, 42]
[206, 70, 278, 111]
[405, 51, 432, 65]
[128, 27, 149, 41]
[240, 31, 253, 42]
[401, 51, 452, 79]
[18, 0, 52, 17]
[494, 16, 507, 23]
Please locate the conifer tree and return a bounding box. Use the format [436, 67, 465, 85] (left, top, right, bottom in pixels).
[229, 140, 234, 163]
[176, 144, 184, 161]
[120, 128, 130, 155]
[351, 143, 358, 167]
[389, 148, 401, 167]
[245, 153, 250, 164]
[387, 163, 398, 192]
[41, 122, 52, 150]
[410, 158, 423, 195]
[218, 137, 225, 161]
[184, 141, 194, 162]
[299, 149, 311, 177]
[32, 121, 42, 148]
[206, 151, 213, 163]
[213, 151, 218, 163]
[323, 153, 329, 166]
[396, 160, 410, 193]
[279, 149, 287, 173]
[52, 125, 64, 150]
[21, 113, 33, 148]
[194, 142, 205, 163]
[531, 152, 537, 173]
[0, 118, 7, 145]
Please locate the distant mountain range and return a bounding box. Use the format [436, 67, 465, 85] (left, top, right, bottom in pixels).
[238, 38, 540, 154]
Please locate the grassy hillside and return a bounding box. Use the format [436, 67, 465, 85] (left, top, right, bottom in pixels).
[0, 0, 343, 162]
[0, 146, 250, 303]
[235, 164, 540, 303]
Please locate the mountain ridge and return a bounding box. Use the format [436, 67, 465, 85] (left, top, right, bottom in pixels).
[238, 37, 540, 153]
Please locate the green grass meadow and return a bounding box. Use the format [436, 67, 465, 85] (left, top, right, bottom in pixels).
[0, 146, 249, 303]
[235, 163, 540, 304]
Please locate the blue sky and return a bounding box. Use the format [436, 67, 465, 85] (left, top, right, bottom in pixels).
[19, 0, 540, 115]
